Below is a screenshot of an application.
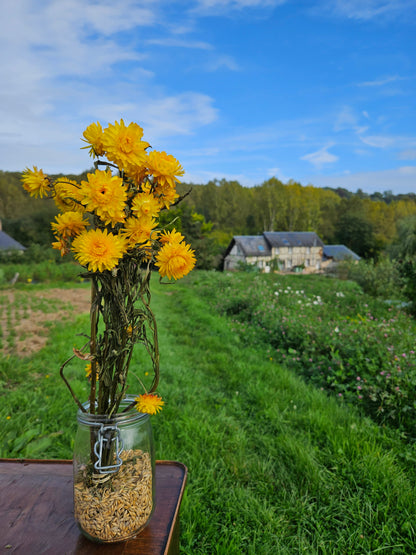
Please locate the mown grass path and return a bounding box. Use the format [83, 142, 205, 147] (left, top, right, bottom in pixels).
[1, 275, 416, 553]
[150, 276, 416, 554]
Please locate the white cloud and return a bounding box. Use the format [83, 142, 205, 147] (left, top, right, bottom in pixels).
[333, 106, 369, 135]
[319, 0, 416, 21]
[267, 167, 290, 182]
[358, 133, 416, 151]
[359, 135, 397, 148]
[311, 166, 416, 194]
[0, 0, 222, 172]
[146, 38, 213, 50]
[334, 106, 358, 131]
[183, 168, 258, 186]
[205, 55, 240, 71]
[194, 0, 287, 10]
[357, 75, 405, 87]
[301, 145, 339, 169]
[140, 93, 219, 139]
[398, 149, 416, 160]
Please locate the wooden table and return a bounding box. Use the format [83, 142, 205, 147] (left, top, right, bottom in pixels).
[0, 459, 187, 554]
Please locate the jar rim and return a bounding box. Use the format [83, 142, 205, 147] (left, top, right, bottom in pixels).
[77, 395, 149, 426]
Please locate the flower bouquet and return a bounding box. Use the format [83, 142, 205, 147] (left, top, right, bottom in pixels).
[21, 119, 196, 542]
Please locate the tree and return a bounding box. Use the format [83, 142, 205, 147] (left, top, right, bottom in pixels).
[159, 203, 222, 269]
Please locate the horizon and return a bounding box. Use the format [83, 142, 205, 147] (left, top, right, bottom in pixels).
[1, 1, 416, 195]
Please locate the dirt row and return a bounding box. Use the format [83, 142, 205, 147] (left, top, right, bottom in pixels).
[0, 288, 91, 357]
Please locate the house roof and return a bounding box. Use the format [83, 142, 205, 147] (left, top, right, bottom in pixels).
[0, 230, 26, 251]
[263, 231, 324, 248]
[323, 245, 360, 261]
[232, 235, 271, 257]
[225, 231, 325, 259]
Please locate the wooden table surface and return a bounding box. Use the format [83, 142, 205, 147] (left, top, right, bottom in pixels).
[0, 459, 187, 555]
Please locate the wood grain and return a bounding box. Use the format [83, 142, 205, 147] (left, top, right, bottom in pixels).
[0, 459, 187, 555]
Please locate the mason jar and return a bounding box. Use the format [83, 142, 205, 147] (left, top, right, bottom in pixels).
[73, 396, 155, 543]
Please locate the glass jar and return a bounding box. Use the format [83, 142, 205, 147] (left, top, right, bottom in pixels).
[73, 396, 155, 543]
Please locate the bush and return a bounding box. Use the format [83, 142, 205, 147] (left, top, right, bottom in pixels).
[0, 245, 74, 265]
[0, 261, 81, 284]
[335, 257, 402, 300]
[196, 271, 416, 439]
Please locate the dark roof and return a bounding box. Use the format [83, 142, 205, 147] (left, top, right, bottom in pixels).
[0, 230, 26, 250]
[263, 231, 324, 248]
[232, 235, 271, 257]
[323, 245, 360, 261]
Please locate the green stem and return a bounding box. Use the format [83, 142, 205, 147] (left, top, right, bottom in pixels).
[89, 278, 99, 415]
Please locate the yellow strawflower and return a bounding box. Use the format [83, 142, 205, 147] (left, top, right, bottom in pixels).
[102, 119, 149, 173]
[85, 362, 99, 381]
[131, 192, 160, 219]
[160, 229, 185, 244]
[72, 228, 126, 272]
[82, 121, 105, 157]
[135, 393, 164, 415]
[122, 216, 158, 248]
[155, 240, 196, 280]
[53, 179, 84, 213]
[51, 211, 89, 238]
[147, 150, 184, 189]
[154, 181, 179, 209]
[22, 166, 51, 198]
[79, 169, 127, 226]
[52, 237, 70, 257]
[125, 163, 148, 186]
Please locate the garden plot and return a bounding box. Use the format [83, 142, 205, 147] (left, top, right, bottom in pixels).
[0, 288, 90, 356]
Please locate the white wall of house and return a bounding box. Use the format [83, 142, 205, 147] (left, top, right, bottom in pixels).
[271, 246, 322, 270]
[223, 237, 327, 273]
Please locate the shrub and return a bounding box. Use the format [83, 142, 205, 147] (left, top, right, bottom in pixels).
[196, 271, 416, 439]
[335, 257, 402, 300]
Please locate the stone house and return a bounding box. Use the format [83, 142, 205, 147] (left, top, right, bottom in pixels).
[223, 231, 325, 273]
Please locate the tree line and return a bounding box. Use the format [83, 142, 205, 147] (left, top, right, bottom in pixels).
[2, 170, 416, 265]
[177, 178, 416, 260]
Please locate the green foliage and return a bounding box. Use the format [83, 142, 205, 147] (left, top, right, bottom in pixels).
[159, 202, 224, 270]
[335, 212, 380, 259]
[396, 258, 416, 317]
[334, 257, 402, 300]
[0, 261, 81, 283]
[236, 260, 261, 273]
[4, 203, 58, 247]
[2, 277, 416, 553]
[198, 271, 416, 439]
[0, 244, 72, 265]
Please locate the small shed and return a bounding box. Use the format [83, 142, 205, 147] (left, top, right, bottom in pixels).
[323, 245, 360, 262]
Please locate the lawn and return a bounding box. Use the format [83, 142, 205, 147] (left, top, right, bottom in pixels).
[1, 272, 416, 553]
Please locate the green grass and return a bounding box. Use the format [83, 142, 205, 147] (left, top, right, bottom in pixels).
[1, 272, 416, 553]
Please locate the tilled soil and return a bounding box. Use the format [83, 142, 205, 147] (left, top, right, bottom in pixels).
[0, 287, 91, 357]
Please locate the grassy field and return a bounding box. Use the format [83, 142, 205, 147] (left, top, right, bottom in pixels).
[1, 272, 416, 553]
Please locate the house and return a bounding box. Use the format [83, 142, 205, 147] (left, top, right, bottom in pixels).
[0, 219, 26, 252]
[223, 232, 325, 273]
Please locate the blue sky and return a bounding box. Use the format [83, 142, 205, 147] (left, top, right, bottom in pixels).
[1, 0, 416, 194]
